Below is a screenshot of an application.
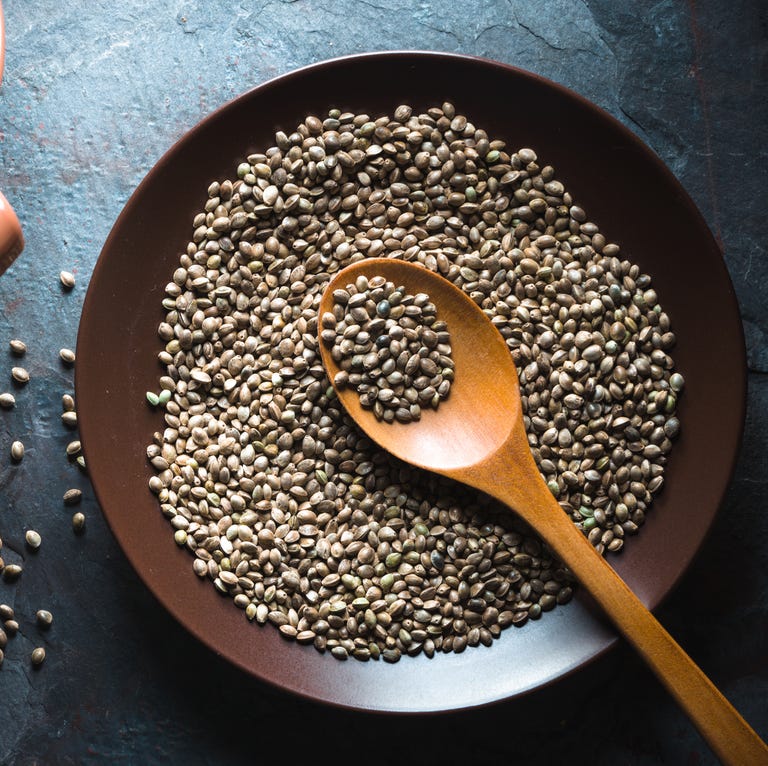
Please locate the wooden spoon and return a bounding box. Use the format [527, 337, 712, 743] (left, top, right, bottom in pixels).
[318, 257, 768, 766]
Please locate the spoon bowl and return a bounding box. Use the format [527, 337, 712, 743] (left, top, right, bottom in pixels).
[319, 257, 768, 766]
[319, 257, 521, 472]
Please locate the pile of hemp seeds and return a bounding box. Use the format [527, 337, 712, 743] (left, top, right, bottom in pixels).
[146, 102, 684, 663]
[321, 276, 453, 423]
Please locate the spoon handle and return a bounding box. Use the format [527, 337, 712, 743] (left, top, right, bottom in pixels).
[465, 444, 768, 766]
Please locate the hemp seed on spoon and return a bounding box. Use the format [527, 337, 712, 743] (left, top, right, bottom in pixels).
[321, 275, 453, 423]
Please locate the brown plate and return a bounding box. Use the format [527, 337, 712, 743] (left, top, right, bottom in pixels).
[76, 51, 746, 713]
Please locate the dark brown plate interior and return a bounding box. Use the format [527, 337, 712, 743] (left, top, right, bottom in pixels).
[75, 51, 746, 713]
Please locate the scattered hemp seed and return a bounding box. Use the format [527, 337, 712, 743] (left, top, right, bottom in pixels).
[11, 367, 29, 385]
[61, 411, 78, 428]
[3, 619, 19, 635]
[2, 564, 22, 582]
[59, 348, 76, 365]
[0, 392, 15, 409]
[62, 394, 75, 412]
[59, 270, 75, 290]
[25, 530, 42, 549]
[66, 440, 81, 457]
[75, 455, 86, 471]
[36, 610, 53, 629]
[147, 389, 171, 407]
[63, 488, 82, 506]
[30, 647, 46, 666]
[0, 605, 12, 621]
[72, 512, 86, 533]
[10, 440, 24, 462]
[9, 339, 26, 356]
[0, 629, 5, 649]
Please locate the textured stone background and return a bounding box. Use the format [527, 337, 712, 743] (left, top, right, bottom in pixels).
[0, 1, 766, 764]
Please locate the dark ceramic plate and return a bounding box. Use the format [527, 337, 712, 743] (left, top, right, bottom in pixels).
[76, 52, 746, 713]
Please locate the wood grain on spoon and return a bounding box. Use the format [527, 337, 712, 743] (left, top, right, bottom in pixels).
[319, 257, 768, 766]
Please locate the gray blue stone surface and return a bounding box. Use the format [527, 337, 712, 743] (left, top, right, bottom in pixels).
[0, 1, 765, 763]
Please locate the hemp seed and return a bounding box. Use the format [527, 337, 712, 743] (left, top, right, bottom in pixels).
[0, 392, 15, 409]
[66, 440, 82, 457]
[3, 619, 19, 635]
[36, 610, 53, 629]
[11, 367, 29, 385]
[2, 564, 22, 582]
[63, 488, 82, 506]
[59, 271, 75, 290]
